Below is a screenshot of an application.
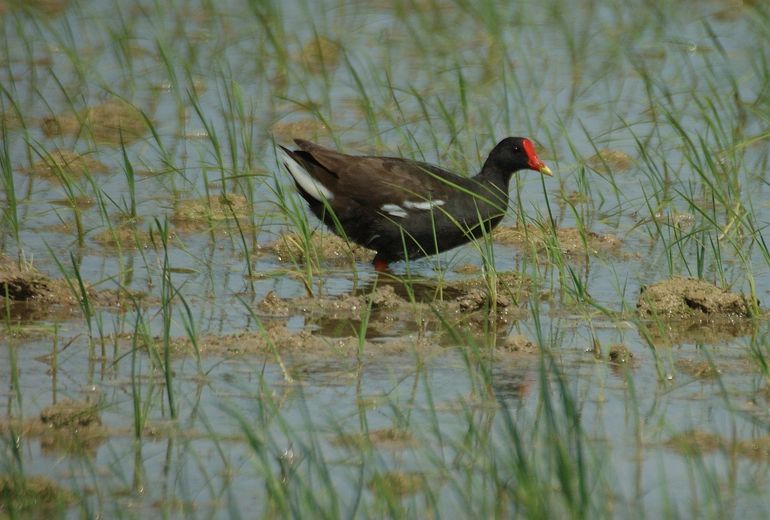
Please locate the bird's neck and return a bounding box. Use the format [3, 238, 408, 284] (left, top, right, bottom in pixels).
[476, 163, 514, 192]
[473, 166, 512, 214]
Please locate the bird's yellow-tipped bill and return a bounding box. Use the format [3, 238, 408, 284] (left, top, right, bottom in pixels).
[539, 165, 553, 176]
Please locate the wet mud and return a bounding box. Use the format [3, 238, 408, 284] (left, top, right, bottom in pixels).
[586, 148, 634, 174]
[42, 99, 148, 145]
[0, 475, 75, 515]
[666, 430, 770, 461]
[267, 230, 375, 265]
[171, 194, 253, 232]
[0, 254, 149, 322]
[25, 150, 108, 179]
[636, 277, 759, 346]
[493, 225, 624, 258]
[0, 399, 106, 456]
[637, 277, 757, 320]
[0, 254, 76, 305]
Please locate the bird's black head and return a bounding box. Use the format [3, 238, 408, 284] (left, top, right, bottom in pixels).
[482, 137, 552, 178]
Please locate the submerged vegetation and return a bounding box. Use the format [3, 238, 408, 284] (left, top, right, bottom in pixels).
[1, 0, 770, 517]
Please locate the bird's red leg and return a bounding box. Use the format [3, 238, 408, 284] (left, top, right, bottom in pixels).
[373, 259, 389, 272]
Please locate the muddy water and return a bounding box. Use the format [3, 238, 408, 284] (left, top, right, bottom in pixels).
[2, 0, 770, 516]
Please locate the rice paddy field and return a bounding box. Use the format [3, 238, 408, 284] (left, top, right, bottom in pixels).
[2, 0, 770, 517]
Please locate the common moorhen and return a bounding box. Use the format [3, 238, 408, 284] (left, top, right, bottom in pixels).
[278, 137, 552, 270]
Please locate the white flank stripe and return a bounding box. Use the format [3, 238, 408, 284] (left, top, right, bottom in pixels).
[381, 204, 408, 218]
[279, 149, 334, 202]
[403, 200, 445, 210]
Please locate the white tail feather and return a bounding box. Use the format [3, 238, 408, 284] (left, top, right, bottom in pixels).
[381, 204, 408, 218]
[403, 200, 445, 210]
[279, 149, 334, 202]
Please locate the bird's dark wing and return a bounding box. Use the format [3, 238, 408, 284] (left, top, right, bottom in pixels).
[292, 139, 466, 207]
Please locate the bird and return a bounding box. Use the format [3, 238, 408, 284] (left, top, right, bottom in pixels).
[278, 137, 552, 270]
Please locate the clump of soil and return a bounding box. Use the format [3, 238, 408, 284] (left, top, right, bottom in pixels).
[38, 398, 105, 453]
[1, 0, 69, 16]
[450, 273, 528, 306]
[637, 278, 758, 346]
[1, 107, 24, 129]
[42, 99, 148, 145]
[316, 272, 525, 318]
[171, 194, 252, 232]
[268, 230, 375, 264]
[0, 475, 75, 515]
[674, 358, 720, 379]
[290, 284, 407, 321]
[586, 148, 634, 174]
[262, 275, 527, 350]
[259, 272, 530, 339]
[28, 0, 70, 15]
[651, 211, 695, 230]
[297, 36, 341, 73]
[0, 254, 72, 304]
[367, 284, 403, 309]
[0, 254, 140, 321]
[0, 399, 107, 455]
[666, 430, 770, 461]
[332, 428, 413, 449]
[272, 118, 331, 141]
[25, 150, 108, 179]
[501, 334, 538, 354]
[85, 287, 155, 312]
[637, 277, 757, 321]
[665, 429, 724, 455]
[368, 471, 425, 496]
[453, 263, 480, 274]
[455, 288, 502, 312]
[92, 222, 173, 250]
[48, 194, 95, 208]
[441, 271, 529, 303]
[82, 100, 147, 143]
[493, 225, 623, 258]
[258, 290, 291, 316]
[159, 322, 372, 357]
[608, 344, 633, 364]
[40, 399, 101, 429]
[562, 190, 592, 205]
[640, 319, 756, 348]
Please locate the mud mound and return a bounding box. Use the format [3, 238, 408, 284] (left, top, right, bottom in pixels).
[0, 255, 142, 321]
[666, 430, 770, 461]
[501, 334, 537, 354]
[161, 322, 369, 356]
[269, 231, 375, 264]
[493, 225, 623, 257]
[0, 399, 106, 455]
[272, 119, 331, 141]
[608, 344, 634, 364]
[256, 271, 529, 344]
[42, 99, 148, 145]
[171, 194, 252, 232]
[586, 148, 634, 174]
[637, 277, 756, 320]
[297, 36, 341, 74]
[40, 399, 102, 429]
[26, 150, 108, 179]
[368, 471, 425, 496]
[636, 277, 758, 346]
[92, 223, 160, 249]
[0, 255, 71, 304]
[0, 475, 75, 515]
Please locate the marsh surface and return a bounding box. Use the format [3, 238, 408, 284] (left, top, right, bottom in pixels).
[2, 0, 770, 517]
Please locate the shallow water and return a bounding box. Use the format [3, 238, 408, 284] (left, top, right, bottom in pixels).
[2, 0, 770, 516]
